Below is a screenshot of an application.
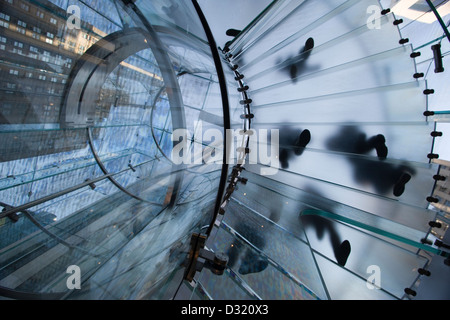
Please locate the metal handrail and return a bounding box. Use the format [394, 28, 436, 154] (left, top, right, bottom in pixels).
[425, 0, 450, 42]
[191, 0, 231, 237]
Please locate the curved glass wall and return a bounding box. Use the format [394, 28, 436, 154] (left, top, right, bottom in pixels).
[0, 0, 235, 299]
[0, 0, 449, 300]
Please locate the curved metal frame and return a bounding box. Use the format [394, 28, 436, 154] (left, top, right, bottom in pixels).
[86, 127, 163, 205]
[116, 5, 188, 209]
[0, 0, 231, 301]
[190, 0, 231, 237]
[60, 26, 186, 208]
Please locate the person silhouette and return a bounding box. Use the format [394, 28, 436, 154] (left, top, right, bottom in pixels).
[297, 186, 352, 267]
[268, 126, 354, 267]
[326, 126, 413, 197]
[278, 126, 311, 169]
[289, 37, 314, 82]
[278, 37, 319, 83]
[301, 214, 351, 266]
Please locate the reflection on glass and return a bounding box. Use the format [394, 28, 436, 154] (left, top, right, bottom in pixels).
[0, 0, 228, 299]
[0, 0, 447, 301]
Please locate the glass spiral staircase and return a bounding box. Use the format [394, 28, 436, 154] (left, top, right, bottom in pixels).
[0, 0, 448, 300]
[188, 0, 450, 300]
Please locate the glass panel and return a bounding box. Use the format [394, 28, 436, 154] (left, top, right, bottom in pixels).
[246, 146, 436, 207]
[232, 0, 397, 75]
[242, 13, 400, 80]
[231, 0, 352, 64]
[249, 46, 418, 104]
[0, 0, 230, 299]
[66, 200, 209, 299]
[196, 268, 260, 300]
[222, 198, 328, 299]
[133, 0, 209, 42]
[250, 81, 427, 124]
[313, 254, 396, 300]
[204, 220, 320, 300]
[302, 208, 443, 255]
[251, 121, 435, 163]
[228, 0, 309, 55]
[306, 215, 429, 299]
[237, 169, 435, 239]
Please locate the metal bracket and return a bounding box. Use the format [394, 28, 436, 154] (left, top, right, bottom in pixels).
[184, 233, 228, 282]
[1, 205, 19, 223]
[430, 219, 449, 240]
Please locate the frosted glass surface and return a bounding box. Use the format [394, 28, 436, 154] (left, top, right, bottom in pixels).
[242, 166, 436, 233]
[242, 13, 401, 81]
[251, 81, 428, 124]
[306, 215, 429, 299]
[313, 254, 396, 300]
[231, 171, 431, 247]
[251, 121, 435, 163]
[251, 146, 436, 207]
[218, 0, 443, 300]
[221, 0, 438, 270]
[250, 46, 419, 104]
[233, 0, 353, 65]
[223, 172, 431, 299]
[229, 0, 310, 57]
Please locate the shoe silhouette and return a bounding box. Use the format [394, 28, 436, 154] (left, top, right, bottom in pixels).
[294, 129, 311, 156]
[226, 29, 241, 37]
[370, 134, 388, 159]
[239, 257, 269, 275]
[393, 172, 411, 197]
[279, 148, 289, 169]
[289, 37, 315, 81]
[336, 240, 351, 266]
[304, 37, 314, 52]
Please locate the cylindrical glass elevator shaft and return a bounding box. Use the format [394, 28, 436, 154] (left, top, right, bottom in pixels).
[0, 0, 235, 299]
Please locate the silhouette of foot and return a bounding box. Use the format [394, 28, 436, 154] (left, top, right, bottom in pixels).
[289, 64, 298, 81]
[226, 243, 241, 268]
[239, 257, 269, 275]
[279, 148, 289, 169]
[269, 210, 281, 223]
[393, 172, 411, 197]
[303, 37, 315, 53]
[226, 29, 241, 37]
[290, 38, 314, 81]
[294, 129, 311, 156]
[372, 134, 388, 159]
[336, 240, 351, 266]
